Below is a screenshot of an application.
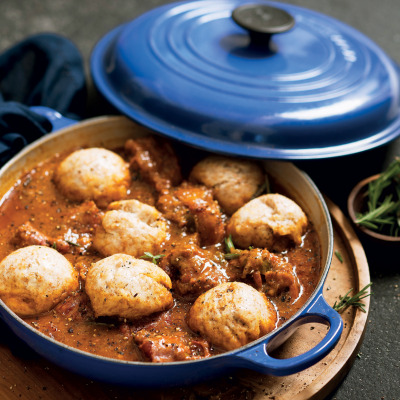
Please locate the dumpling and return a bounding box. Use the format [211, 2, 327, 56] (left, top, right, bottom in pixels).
[85, 254, 173, 320]
[54, 148, 130, 207]
[0, 245, 79, 317]
[227, 193, 307, 250]
[189, 155, 265, 215]
[187, 282, 277, 351]
[93, 199, 167, 258]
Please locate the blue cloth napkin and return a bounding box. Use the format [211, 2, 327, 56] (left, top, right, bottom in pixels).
[0, 33, 87, 165]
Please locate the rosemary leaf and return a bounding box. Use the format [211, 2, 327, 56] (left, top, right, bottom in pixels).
[335, 251, 343, 263]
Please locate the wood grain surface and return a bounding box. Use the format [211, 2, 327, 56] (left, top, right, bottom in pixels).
[0, 199, 370, 400]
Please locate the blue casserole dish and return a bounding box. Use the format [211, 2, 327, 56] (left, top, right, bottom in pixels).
[0, 108, 342, 387]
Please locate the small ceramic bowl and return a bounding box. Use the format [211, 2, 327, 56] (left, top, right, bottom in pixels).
[347, 174, 400, 244]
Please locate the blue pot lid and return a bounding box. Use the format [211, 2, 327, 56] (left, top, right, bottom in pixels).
[91, 0, 400, 159]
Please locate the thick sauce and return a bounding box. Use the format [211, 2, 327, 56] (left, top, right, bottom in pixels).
[0, 140, 321, 362]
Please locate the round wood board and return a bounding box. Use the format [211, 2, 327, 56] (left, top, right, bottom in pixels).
[0, 199, 370, 400]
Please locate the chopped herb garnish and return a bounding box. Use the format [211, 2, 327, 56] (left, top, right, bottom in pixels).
[355, 158, 400, 236]
[140, 252, 165, 265]
[224, 235, 240, 260]
[333, 283, 372, 313]
[335, 251, 344, 263]
[66, 240, 80, 247]
[225, 235, 235, 252]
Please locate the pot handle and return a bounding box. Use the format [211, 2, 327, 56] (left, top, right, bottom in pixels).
[230, 293, 343, 376]
[30, 106, 78, 132]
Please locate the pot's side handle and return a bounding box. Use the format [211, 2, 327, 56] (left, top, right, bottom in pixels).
[229, 293, 343, 376]
[30, 106, 78, 132]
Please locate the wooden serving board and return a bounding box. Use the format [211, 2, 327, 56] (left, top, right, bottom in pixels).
[0, 199, 370, 400]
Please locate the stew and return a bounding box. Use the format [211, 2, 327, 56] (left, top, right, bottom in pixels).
[0, 136, 321, 363]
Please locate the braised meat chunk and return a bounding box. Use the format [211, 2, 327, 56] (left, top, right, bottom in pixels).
[12, 201, 101, 254]
[157, 182, 225, 246]
[135, 329, 211, 363]
[160, 244, 235, 297]
[125, 136, 182, 195]
[228, 247, 300, 301]
[12, 221, 71, 253]
[55, 290, 94, 321]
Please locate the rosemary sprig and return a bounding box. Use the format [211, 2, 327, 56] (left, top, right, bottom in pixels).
[140, 252, 165, 265]
[355, 158, 400, 236]
[368, 158, 400, 210]
[356, 195, 400, 229]
[333, 282, 372, 313]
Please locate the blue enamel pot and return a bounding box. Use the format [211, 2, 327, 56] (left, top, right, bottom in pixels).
[0, 107, 342, 387]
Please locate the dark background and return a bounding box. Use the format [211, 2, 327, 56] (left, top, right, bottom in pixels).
[1, 1, 399, 399]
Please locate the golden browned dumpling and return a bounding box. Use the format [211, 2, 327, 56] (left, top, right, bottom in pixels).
[54, 148, 130, 207]
[227, 193, 307, 249]
[189, 155, 265, 215]
[187, 282, 277, 351]
[93, 199, 167, 258]
[0, 246, 79, 317]
[85, 254, 173, 320]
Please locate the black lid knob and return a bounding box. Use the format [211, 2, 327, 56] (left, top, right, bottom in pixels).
[232, 4, 295, 49]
